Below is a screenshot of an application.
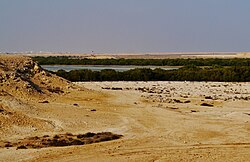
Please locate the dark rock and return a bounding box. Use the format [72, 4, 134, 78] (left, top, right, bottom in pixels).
[201, 103, 213, 107]
[168, 107, 178, 110]
[53, 135, 60, 139]
[102, 87, 110, 90]
[173, 99, 182, 103]
[205, 96, 213, 99]
[39, 100, 49, 103]
[65, 133, 73, 136]
[16, 145, 27, 149]
[111, 87, 123, 90]
[48, 87, 64, 93]
[4, 143, 12, 147]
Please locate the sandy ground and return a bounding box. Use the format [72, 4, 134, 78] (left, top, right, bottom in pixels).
[0, 81, 249, 162]
[11, 52, 250, 59]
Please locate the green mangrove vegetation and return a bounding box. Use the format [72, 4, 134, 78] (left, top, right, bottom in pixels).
[34, 56, 250, 82]
[54, 65, 250, 82]
[33, 56, 250, 66]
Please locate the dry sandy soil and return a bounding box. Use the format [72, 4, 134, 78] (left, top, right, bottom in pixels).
[17, 52, 250, 59]
[0, 55, 250, 161]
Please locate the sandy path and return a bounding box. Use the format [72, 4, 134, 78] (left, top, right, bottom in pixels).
[0, 81, 250, 161]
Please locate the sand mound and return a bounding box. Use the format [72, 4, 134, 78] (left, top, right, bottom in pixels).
[0, 55, 79, 139]
[237, 52, 250, 58]
[0, 55, 74, 100]
[0, 100, 54, 140]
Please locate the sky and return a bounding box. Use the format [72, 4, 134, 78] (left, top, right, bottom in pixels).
[0, 0, 250, 53]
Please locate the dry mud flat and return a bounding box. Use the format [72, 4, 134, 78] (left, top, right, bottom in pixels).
[1, 80, 250, 161]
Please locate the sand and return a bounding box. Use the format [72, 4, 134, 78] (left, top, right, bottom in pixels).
[1, 80, 249, 161]
[11, 52, 250, 59]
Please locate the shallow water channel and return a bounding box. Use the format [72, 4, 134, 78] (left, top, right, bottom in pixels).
[42, 65, 179, 72]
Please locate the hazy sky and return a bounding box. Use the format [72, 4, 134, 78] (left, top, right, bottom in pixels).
[1, 0, 250, 53]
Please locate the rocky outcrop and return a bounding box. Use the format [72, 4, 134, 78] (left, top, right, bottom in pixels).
[0, 55, 74, 100]
[0, 55, 78, 140]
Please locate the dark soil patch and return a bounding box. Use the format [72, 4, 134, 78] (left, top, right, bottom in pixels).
[2, 132, 122, 149]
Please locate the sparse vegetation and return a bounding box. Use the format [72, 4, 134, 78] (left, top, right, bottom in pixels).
[2, 132, 122, 149]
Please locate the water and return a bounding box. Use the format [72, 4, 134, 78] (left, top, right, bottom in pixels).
[42, 65, 178, 72]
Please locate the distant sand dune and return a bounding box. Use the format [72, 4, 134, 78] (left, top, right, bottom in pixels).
[6, 51, 250, 59]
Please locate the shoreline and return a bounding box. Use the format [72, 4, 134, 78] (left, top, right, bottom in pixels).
[41, 65, 180, 72]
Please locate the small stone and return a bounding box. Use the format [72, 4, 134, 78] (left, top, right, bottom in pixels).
[201, 103, 213, 107]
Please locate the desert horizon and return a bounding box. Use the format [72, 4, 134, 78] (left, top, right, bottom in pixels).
[1, 51, 250, 60]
